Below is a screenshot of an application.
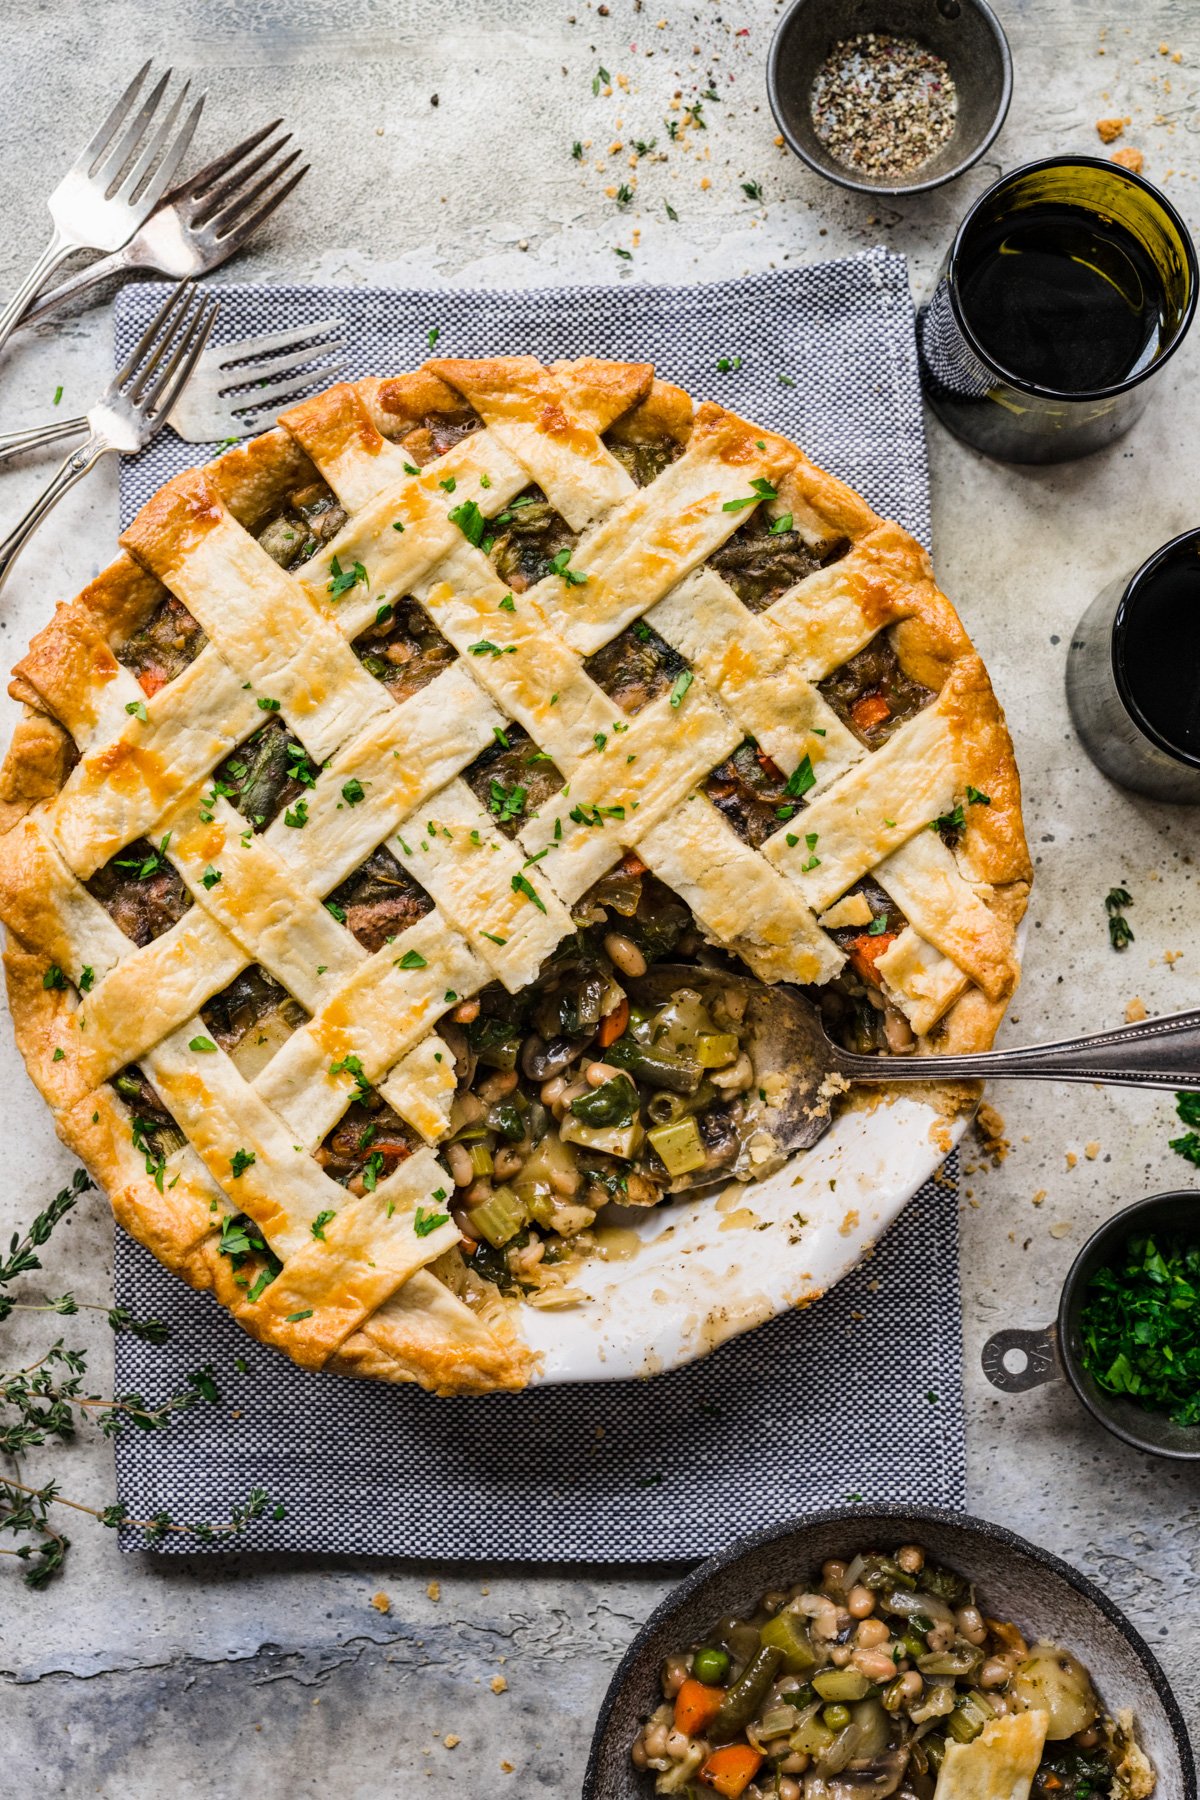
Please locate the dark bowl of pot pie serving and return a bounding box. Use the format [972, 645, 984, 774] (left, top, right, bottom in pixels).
[583, 1507, 1194, 1800]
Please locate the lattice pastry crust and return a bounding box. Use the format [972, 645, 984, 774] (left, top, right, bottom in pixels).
[0, 357, 1031, 1393]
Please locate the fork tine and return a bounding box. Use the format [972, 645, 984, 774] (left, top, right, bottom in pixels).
[112, 281, 194, 387]
[221, 344, 345, 397]
[118, 84, 204, 210]
[92, 67, 172, 191]
[211, 158, 307, 242]
[126, 289, 206, 406]
[194, 134, 293, 222]
[72, 60, 151, 173]
[144, 299, 221, 420]
[228, 359, 346, 416]
[210, 318, 344, 369]
[171, 119, 283, 204]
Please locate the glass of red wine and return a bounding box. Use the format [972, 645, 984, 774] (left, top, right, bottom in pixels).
[919, 155, 1196, 463]
[1066, 528, 1200, 804]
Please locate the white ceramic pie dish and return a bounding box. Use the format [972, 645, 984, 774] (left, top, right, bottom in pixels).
[525, 1090, 964, 1383]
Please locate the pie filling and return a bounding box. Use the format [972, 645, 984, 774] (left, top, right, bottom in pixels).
[631, 1541, 1154, 1800]
[89, 394, 978, 1324]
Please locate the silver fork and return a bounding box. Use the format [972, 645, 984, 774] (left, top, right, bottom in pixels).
[0, 63, 203, 358]
[0, 317, 344, 462]
[0, 282, 219, 596]
[19, 121, 309, 330]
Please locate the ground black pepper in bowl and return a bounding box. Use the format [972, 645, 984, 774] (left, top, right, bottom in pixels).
[811, 33, 958, 182]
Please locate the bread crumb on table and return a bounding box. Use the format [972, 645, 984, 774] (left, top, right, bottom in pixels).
[1050, 1221, 1073, 1239]
[491, 1675, 509, 1694]
[1096, 116, 1124, 141]
[1066, 1150, 1078, 1170]
[1031, 1189, 1047, 1208]
[1085, 1141, 1101, 1160]
[444, 1735, 460, 1750]
[370, 1591, 391, 1614]
[973, 1102, 1010, 1165]
[1125, 996, 1148, 1023]
[427, 1580, 441, 1602]
[1111, 146, 1145, 172]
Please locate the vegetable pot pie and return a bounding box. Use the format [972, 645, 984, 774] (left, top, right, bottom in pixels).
[0, 356, 1030, 1394]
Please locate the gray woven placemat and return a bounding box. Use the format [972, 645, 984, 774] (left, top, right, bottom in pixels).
[111, 257, 961, 1561]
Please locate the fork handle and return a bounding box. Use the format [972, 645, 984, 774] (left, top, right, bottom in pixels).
[19, 239, 153, 329]
[0, 416, 89, 466]
[834, 1007, 1200, 1091]
[0, 230, 76, 357]
[0, 435, 110, 596]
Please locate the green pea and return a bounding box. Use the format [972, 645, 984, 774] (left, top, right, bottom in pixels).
[692, 1647, 730, 1686]
[822, 1703, 851, 1730]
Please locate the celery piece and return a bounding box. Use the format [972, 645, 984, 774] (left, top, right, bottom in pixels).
[647, 1116, 707, 1177]
[559, 1114, 645, 1159]
[468, 1141, 495, 1178]
[520, 1184, 558, 1229]
[469, 1184, 526, 1248]
[695, 1031, 739, 1069]
[812, 1668, 872, 1702]
[946, 1694, 990, 1745]
[758, 1704, 799, 1738]
[789, 1716, 835, 1756]
[759, 1609, 817, 1674]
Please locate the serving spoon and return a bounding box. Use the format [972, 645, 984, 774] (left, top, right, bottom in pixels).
[627, 965, 1200, 1186]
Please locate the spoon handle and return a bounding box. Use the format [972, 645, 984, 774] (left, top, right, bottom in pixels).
[837, 1007, 1200, 1091]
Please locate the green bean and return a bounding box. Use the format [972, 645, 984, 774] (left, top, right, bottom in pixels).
[709, 1645, 783, 1742]
[605, 1036, 702, 1094]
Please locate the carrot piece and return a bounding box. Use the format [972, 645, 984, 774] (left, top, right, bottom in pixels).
[700, 1743, 763, 1797]
[755, 746, 784, 781]
[138, 667, 168, 698]
[673, 1676, 726, 1737]
[847, 930, 898, 986]
[850, 692, 891, 731]
[597, 995, 630, 1048]
[620, 849, 648, 878]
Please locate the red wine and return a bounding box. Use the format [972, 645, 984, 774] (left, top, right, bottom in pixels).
[1117, 537, 1200, 757]
[958, 201, 1169, 394]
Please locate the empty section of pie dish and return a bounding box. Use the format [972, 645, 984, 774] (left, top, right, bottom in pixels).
[0, 356, 1031, 1392]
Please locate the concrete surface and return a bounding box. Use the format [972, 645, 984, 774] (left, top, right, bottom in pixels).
[0, 0, 1198, 1793]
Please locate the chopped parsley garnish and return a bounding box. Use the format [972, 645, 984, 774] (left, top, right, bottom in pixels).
[867, 913, 890, 936]
[361, 1151, 385, 1193]
[341, 778, 365, 806]
[716, 355, 742, 373]
[53, 384, 63, 406]
[79, 966, 95, 993]
[329, 1053, 371, 1099]
[592, 64, 611, 94]
[498, 592, 516, 612]
[614, 247, 633, 262]
[511, 872, 547, 913]
[930, 802, 966, 840]
[572, 140, 583, 160]
[1169, 1091, 1200, 1167]
[283, 799, 309, 829]
[549, 546, 588, 586]
[375, 601, 394, 625]
[966, 785, 992, 807]
[1078, 1230, 1200, 1426]
[489, 778, 527, 824]
[414, 1205, 450, 1238]
[427, 326, 440, 349]
[615, 183, 633, 206]
[768, 512, 793, 535]
[286, 1309, 313, 1323]
[1105, 886, 1134, 951]
[201, 866, 222, 890]
[722, 476, 778, 513]
[257, 696, 280, 712]
[324, 898, 347, 923]
[327, 555, 368, 599]
[481, 931, 508, 946]
[664, 200, 678, 221]
[669, 669, 693, 708]
[741, 179, 763, 201]
[115, 833, 171, 881]
[311, 1209, 337, 1241]
[392, 519, 405, 533]
[396, 948, 428, 969]
[188, 1036, 217, 1053]
[125, 699, 148, 722]
[783, 755, 815, 800]
[230, 1149, 256, 1178]
[43, 965, 67, 991]
[468, 639, 515, 658]
[448, 498, 487, 546]
[778, 373, 796, 388]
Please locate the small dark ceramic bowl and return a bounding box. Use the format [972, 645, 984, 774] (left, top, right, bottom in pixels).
[583, 1507, 1195, 1800]
[984, 1190, 1200, 1460]
[767, 0, 1012, 196]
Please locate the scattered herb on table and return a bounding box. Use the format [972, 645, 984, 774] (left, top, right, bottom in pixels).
[1105, 885, 1134, 950]
[1077, 1231, 1200, 1427]
[1, 1170, 275, 1586]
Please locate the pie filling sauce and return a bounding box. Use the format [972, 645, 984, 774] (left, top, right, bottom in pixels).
[96, 417, 942, 1310]
[631, 1541, 1153, 1800]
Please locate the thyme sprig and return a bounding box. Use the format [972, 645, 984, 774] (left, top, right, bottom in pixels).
[2, 1169, 277, 1587]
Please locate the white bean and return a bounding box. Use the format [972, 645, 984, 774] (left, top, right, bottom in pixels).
[603, 931, 646, 978]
